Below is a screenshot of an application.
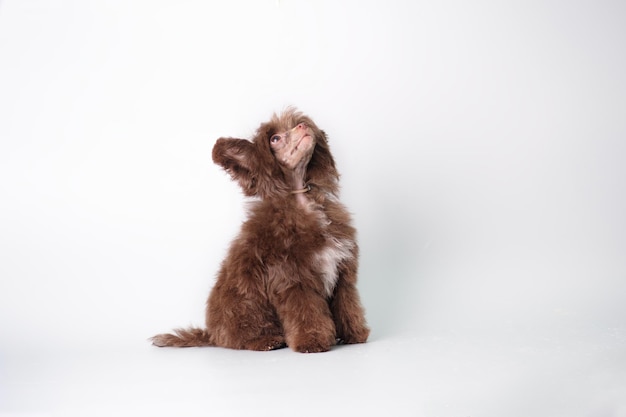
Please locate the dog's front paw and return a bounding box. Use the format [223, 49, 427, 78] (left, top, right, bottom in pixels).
[293, 342, 331, 353]
[339, 324, 370, 345]
[244, 335, 287, 351]
[290, 334, 335, 353]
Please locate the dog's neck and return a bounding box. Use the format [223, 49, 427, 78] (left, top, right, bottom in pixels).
[290, 185, 311, 194]
[286, 167, 311, 206]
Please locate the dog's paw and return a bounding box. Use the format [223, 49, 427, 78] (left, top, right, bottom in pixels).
[293, 342, 331, 353]
[339, 325, 370, 345]
[244, 335, 287, 351]
[290, 334, 335, 353]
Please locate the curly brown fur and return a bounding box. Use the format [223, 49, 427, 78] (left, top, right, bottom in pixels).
[151, 108, 369, 353]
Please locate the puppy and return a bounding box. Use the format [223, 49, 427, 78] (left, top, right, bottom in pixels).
[152, 108, 369, 353]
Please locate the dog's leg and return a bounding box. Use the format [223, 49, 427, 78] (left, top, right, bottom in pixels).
[330, 260, 370, 344]
[207, 306, 286, 351]
[273, 285, 336, 353]
[206, 279, 286, 351]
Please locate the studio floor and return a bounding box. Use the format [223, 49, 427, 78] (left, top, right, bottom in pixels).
[2, 326, 625, 417]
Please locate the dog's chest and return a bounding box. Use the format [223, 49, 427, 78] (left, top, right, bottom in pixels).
[297, 203, 355, 296]
[314, 236, 355, 297]
[252, 200, 355, 296]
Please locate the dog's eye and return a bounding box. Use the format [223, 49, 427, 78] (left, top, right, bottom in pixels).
[270, 135, 281, 144]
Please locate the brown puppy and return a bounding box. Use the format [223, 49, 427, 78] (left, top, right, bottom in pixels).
[152, 108, 369, 353]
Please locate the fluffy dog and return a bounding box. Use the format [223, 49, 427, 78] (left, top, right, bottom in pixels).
[152, 108, 369, 353]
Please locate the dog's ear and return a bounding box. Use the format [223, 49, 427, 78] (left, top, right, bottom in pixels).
[212, 138, 259, 196]
[306, 130, 340, 194]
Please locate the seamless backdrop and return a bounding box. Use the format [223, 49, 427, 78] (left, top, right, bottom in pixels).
[1, 1, 625, 416]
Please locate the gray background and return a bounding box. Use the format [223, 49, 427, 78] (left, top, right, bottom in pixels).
[1, 0, 625, 416]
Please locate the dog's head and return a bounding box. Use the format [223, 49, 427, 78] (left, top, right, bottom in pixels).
[212, 108, 339, 198]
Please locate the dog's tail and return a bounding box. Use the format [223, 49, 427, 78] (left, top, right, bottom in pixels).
[150, 328, 213, 347]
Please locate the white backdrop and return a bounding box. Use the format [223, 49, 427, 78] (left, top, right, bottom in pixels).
[1, 1, 625, 416]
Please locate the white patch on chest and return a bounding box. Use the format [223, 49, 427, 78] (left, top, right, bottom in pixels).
[314, 237, 355, 297]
